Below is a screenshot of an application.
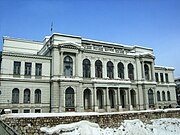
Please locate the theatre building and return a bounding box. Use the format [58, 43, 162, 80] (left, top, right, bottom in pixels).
[0, 33, 177, 113]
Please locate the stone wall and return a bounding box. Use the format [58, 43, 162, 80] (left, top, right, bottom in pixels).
[2, 109, 180, 135]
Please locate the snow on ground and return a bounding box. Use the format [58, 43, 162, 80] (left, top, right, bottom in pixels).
[40, 118, 180, 135]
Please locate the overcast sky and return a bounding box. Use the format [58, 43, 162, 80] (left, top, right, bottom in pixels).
[0, 0, 180, 77]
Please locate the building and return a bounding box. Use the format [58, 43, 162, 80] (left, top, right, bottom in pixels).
[175, 78, 180, 105]
[0, 33, 177, 113]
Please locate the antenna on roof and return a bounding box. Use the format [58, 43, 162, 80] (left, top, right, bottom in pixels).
[50, 22, 53, 34]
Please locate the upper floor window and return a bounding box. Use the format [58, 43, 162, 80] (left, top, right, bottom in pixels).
[165, 73, 169, 83]
[35, 63, 42, 76]
[162, 91, 166, 101]
[144, 64, 150, 80]
[155, 73, 159, 82]
[128, 63, 134, 80]
[160, 73, 164, 82]
[64, 56, 73, 77]
[118, 62, 124, 79]
[13, 61, 21, 75]
[25, 62, 32, 76]
[12, 88, 19, 104]
[24, 89, 30, 103]
[95, 60, 102, 78]
[167, 91, 171, 101]
[35, 89, 41, 103]
[107, 61, 114, 79]
[83, 59, 91, 78]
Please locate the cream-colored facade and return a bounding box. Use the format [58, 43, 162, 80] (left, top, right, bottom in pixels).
[0, 33, 177, 113]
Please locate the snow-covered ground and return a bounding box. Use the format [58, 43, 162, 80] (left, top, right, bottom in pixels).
[40, 118, 180, 135]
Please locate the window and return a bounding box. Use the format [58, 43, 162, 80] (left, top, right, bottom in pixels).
[144, 64, 149, 80]
[35, 109, 41, 113]
[95, 60, 102, 78]
[25, 62, 32, 76]
[12, 88, 19, 104]
[118, 62, 124, 79]
[12, 109, 18, 113]
[160, 73, 164, 82]
[83, 59, 91, 78]
[155, 73, 159, 82]
[107, 61, 114, 79]
[128, 63, 134, 80]
[64, 56, 73, 77]
[13, 61, 21, 75]
[167, 91, 171, 101]
[162, 91, 166, 101]
[24, 89, 30, 103]
[148, 89, 154, 107]
[157, 91, 161, 101]
[165, 73, 169, 83]
[24, 109, 30, 113]
[35, 89, 41, 103]
[65, 87, 75, 110]
[35, 63, 42, 76]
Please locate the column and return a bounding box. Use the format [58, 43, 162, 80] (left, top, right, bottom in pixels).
[117, 88, 122, 111]
[75, 53, 79, 77]
[141, 61, 145, 79]
[106, 87, 110, 112]
[103, 60, 107, 78]
[151, 62, 155, 81]
[60, 51, 63, 76]
[91, 59, 95, 78]
[114, 61, 118, 79]
[93, 87, 98, 112]
[128, 89, 133, 110]
[124, 62, 129, 80]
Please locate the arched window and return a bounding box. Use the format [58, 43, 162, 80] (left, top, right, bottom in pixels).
[97, 89, 104, 109]
[120, 90, 126, 108]
[148, 89, 154, 107]
[83, 59, 91, 78]
[107, 61, 114, 79]
[95, 60, 102, 78]
[144, 64, 150, 80]
[83, 89, 91, 110]
[167, 91, 171, 101]
[130, 90, 136, 107]
[157, 91, 161, 101]
[64, 56, 73, 77]
[109, 89, 115, 108]
[24, 89, 30, 103]
[128, 63, 134, 80]
[12, 88, 19, 104]
[35, 89, 41, 104]
[65, 87, 75, 110]
[162, 91, 166, 101]
[118, 62, 124, 79]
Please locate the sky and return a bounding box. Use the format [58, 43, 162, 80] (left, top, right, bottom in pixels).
[0, 0, 180, 77]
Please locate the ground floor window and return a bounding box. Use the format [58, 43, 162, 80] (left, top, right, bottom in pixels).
[23, 109, 30, 113]
[97, 89, 104, 109]
[120, 90, 126, 108]
[84, 89, 91, 110]
[12, 109, 18, 113]
[35, 109, 41, 113]
[65, 87, 75, 111]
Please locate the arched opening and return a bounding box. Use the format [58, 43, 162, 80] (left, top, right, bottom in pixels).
[120, 90, 126, 108]
[130, 90, 136, 108]
[118, 62, 124, 79]
[148, 89, 154, 107]
[97, 89, 104, 109]
[12, 88, 19, 104]
[24, 89, 30, 103]
[65, 87, 75, 111]
[64, 56, 73, 77]
[83, 89, 91, 110]
[83, 59, 91, 78]
[95, 60, 102, 78]
[157, 91, 161, 101]
[35, 89, 41, 104]
[167, 91, 171, 101]
[162, 91, 166, 101]
[128, 63, 134, 80]
[107, 61, 114, 79]
[109, 89, 115, 108]
[144, 64, 150, 80]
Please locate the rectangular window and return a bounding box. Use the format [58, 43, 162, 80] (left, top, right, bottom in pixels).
[35, 109, 41, 113]
[25, 62, 32, 76]
[12, 109, 18, 113]
[24, 109, 30, 113]
[160, 73, 164, 82]
[165, 73, 169, 83]
[13, 61, 21, 75]
[155, 73, 159, 82]
[35, 63, 42, 76]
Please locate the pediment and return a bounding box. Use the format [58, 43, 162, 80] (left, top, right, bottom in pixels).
[58, 41, 84, 49]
